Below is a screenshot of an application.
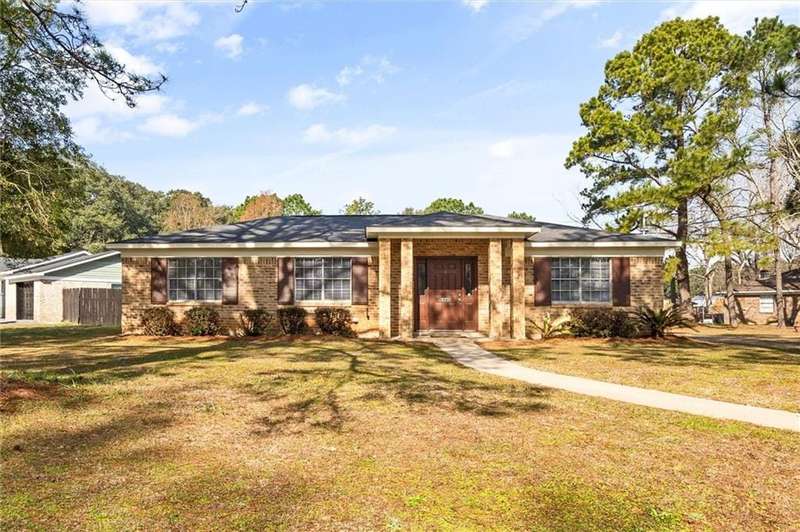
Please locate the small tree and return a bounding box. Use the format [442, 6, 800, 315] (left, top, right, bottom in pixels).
[507, 211, 535, 222]
[161, 191, 218, 232]
[342, 197, 379, 215]
[235, 191, 283, 221]
[282, 193, 321, 215]
[422, 198, 483, 215]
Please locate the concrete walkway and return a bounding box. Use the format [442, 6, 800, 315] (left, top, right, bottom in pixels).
[432, 338, 800, 433]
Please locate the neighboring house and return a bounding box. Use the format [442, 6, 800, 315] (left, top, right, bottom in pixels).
[109, 212, 677, 338]
[1, 250, 121, 323]
[730, 269, 800, 326]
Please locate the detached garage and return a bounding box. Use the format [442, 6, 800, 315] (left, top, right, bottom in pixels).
[0, 250, 121, 324]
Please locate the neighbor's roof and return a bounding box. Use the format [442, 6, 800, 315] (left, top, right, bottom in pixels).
[0, 250, 90, 277]
[3, 250, 118, 281]
[109, 212, 678, 247]
[734, 268, 800, 293]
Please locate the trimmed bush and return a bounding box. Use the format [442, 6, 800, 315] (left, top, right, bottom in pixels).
[141, 307, 177, 336]
[569, 308, 638, 338]
[184, 306, 222, 336]
[241, 309, 274, 336]
[314, 307, 356, 337]
[277, 306, 308, 335]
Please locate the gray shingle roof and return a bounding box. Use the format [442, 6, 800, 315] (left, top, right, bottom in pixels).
[111, 212, 675, 245]
[1, 251, 91, 276]
[531, 221, 676, 243]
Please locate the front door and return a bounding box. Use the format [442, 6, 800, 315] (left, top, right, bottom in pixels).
[16, 282, 33, 320]
[416, 257, 478, 331]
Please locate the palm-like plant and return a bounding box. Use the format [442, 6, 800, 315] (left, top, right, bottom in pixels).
[527, 312, 571, 340]
[634, 305, 694, 338]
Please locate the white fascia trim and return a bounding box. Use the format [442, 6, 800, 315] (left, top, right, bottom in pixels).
[1, 250, 91, 276]
[7, 276, 117, 284]
[527, 240, 679, 248]
[108, 242, 377, 250]
[365, 226, 540, 238]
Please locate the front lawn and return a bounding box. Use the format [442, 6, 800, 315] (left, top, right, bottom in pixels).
[483, 329, 800, 412]
[2, 325, 799, 530]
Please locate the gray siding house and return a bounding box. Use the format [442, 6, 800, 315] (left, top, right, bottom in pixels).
[1, 251, 121, 323]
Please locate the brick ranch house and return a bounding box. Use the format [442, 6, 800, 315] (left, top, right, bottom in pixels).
[727, 268, 800, 326]
[108, 213, 678, 338]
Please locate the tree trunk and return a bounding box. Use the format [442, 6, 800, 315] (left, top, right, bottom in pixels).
[724, 255, 737, 327]
[675, 199, 692, 312]
[774, 248, 785, 327]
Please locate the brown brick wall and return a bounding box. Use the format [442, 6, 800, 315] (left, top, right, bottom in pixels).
[733, 294, 800, 325]
[525, 256, 665, 326]
[122, 256, 278, 335]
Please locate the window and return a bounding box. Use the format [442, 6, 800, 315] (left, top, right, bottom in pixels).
[295, 257, 351, 301]
[759, 296, 774, 314]
[168, 258, 222, 301]
[551, 257, 610, 304]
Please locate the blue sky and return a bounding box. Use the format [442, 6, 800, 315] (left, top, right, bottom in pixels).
[70, 0, 800, 223]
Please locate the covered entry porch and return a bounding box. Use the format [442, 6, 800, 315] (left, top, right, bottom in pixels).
[373, 234, 532, 339]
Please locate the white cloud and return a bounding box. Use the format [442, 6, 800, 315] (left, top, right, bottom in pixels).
[489, 140, 516, 159]
[303, 123, 397, 147]
[155, 42, 182, 54]
[599, 30, 623, 48]
[106, 46, 163, 76]
[660, 1, 800, 34]
[237, 102, 269, 116]
[287, 84, 345, 110]
[337, 55, 399, 86]
[336, 65, 364, 86]
[214, 34, 244, 59]
[72, 117, 134, 144]
[138, 114, 198, 137]
[66, 85, 167, 120]
[506, 0, 599, 43]
[81, 1, 199, 42]
[462, 0, 489, 13]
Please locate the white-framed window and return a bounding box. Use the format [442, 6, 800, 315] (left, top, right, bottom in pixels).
[168, 258, 222, 301]
[551, 257, 611, 304]
[295, 257, 351, 301]
[759, 296, 774, 314]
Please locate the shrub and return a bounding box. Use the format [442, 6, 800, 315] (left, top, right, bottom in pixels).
[314, 307, 356, 337]
[241, 309, 274, 336]
[141, 307, 177, 336]
[634, 305, 694, 338]
[277, 306, 308, 335]
[527, 312, 571, 339]
[184, 306, 222, 336]
[569, 308, 638, 338]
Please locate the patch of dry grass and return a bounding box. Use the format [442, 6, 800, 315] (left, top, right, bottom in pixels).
[1, 325, 799, 530]
[484, 332, 800, 412]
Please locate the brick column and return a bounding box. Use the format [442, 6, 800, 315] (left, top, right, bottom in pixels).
[399, 239, 414, 338]
[488, 238, 503, 338]
[378, 238, 392, 338]
[511, 239, 525, 339]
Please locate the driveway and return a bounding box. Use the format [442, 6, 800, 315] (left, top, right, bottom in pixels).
[433, 338, 800, 432]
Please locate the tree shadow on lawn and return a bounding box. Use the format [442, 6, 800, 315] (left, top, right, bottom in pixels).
[1, 340, 258, 384]
[246, 340, 551, 436]
[0, 325, 122, 348]
[498, 338, 799, 371]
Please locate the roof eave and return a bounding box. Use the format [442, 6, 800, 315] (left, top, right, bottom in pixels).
[107, 242, 378, 249]
[526, 240, 679, 248]
[364, 226, 540, 239]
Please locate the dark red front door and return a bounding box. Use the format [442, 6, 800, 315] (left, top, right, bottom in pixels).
[428, 258, 463, 330]
[416, 257, 478, 331]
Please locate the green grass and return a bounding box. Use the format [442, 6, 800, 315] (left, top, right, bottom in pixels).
[1, 324, 799, 530]
[484, 335, 800, 411]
